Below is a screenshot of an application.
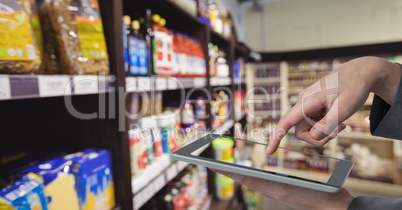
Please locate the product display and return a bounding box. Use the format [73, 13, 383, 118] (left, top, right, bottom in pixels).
[141, 165, 208, 210]
[46, 0, 109, 74]
[0, 149, 115, 210]
[0, 0, 41, 74]
[287, 61, 332, 106]
[211, 91, 230, 128]
[336, 142, 395, 183]
[209, 43, 229, 77]
[123, 11, 206, 77]
[0, 173, 48, 210]
[37, 0, 59, 74]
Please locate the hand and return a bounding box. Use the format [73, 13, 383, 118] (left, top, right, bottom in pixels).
[213, 169, 354, 210]
[267, 56, 401, 154]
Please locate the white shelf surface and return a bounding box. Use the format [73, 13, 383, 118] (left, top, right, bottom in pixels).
[210, 77, 232, 86]
[0, 75, 112, 100]
[126, 77, 207, 92]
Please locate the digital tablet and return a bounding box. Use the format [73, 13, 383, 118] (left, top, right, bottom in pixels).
[172, 134, 353, 193]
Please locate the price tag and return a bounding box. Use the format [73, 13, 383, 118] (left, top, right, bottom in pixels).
[152, 175, 166, 193]
[137, 77, 151, 91]
[38, 76, 71, 97]
[166, 165, 177, 181]
[142, 185, 155, 203]
[210, 77, 218, 86]
[0, 76, 11, 100]
[194, 78, 205, 87]
[73, 75, 98, 94]
[220, 77, 231, 85]
[155, 78, 167, 90]
[167, 78, 179, 89]
[126, 77, 137, 92]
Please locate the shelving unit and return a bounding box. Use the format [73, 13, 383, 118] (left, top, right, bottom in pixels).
[0, 0, 256, 209]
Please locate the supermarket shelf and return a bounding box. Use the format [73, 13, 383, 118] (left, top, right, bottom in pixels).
[250, 94, 281, 100]
[212, 119, 235, 135]
[253, 77, 281, 84]
[132, 134, 210, 209]
[126, 77, 207, 92]
[251, 110, 282, 117]
[337, 132, 395, 142]
[0, 75, 112, 101]
[210, 77, 232, 86]
[210, 30, 231, 46]
[233, 77, 246, 85]
[264, 166, 402, 197]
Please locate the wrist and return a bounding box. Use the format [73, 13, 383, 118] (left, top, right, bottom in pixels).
[358, 57, 401, 105]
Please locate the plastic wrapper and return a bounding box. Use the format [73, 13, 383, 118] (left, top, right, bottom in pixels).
[36, 0, 59, 74]
[46, 0, 109, 74]
[18, 0, 45, 73]
[0, 0, 41, 74]
[0, 173, 48, 210]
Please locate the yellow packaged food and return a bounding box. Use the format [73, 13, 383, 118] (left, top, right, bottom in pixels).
[0, 0, 41, 74]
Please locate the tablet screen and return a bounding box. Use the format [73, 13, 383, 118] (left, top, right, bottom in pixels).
[193, 136, 340, 185]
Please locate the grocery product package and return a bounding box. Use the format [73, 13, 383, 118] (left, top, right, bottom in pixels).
[36, 0, 59, 74]
[46, 0, 110, 74]
[17, 0, 44, 73]
[0, 173, 48, 210]
[19, 154, 83, 210]
[74, 149, 115, 210]
[0, 0, 42, 74]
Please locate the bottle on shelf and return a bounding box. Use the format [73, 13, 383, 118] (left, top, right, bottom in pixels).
[123, 15, 131, 74]
[144, 9, 154, 76]
[129, 20, 140, 75]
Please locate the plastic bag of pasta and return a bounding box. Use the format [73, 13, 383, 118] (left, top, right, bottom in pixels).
[0, 0, 41, 74]
[46, 0, 110, 75]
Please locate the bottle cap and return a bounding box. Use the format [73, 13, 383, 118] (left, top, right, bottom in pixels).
[123, 15, 131, 25]
[160, 18, 166, 26]
[152, 14, 161, 23]
[132, 20, 140, 30]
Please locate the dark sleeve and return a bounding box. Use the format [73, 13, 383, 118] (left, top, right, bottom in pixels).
[369, 63, 402, 140]
[348, 196, 402, 210]
[348, 63, 402, 210]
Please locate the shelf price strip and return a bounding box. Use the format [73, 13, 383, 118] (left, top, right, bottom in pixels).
[38, 76, 72, 97]
[0, 76, 11, 100]
[73, 75, 99, 94]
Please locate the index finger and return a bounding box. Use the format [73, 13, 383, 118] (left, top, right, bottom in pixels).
[267, 103, 304, 154]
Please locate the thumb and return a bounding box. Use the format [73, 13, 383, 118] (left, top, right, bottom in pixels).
[310, 105, 341, 140]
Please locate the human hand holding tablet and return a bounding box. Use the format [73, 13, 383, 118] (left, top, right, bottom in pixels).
[172, 134, 353, 193]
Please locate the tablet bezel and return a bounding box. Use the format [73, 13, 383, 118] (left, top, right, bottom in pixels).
[172, 134, 354, 193]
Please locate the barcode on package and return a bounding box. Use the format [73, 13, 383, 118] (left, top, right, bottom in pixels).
[27, 45, 36, 59]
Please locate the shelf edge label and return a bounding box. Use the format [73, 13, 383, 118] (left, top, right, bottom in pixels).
[38, 76, 72, 97]
[0, 76, 11, 100]
[73, 75, 99, 94]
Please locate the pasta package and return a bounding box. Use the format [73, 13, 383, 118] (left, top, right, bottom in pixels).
[0, 0, 41, 74]
[0, 173, 48, 210]
[46, 0, 110, 74]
